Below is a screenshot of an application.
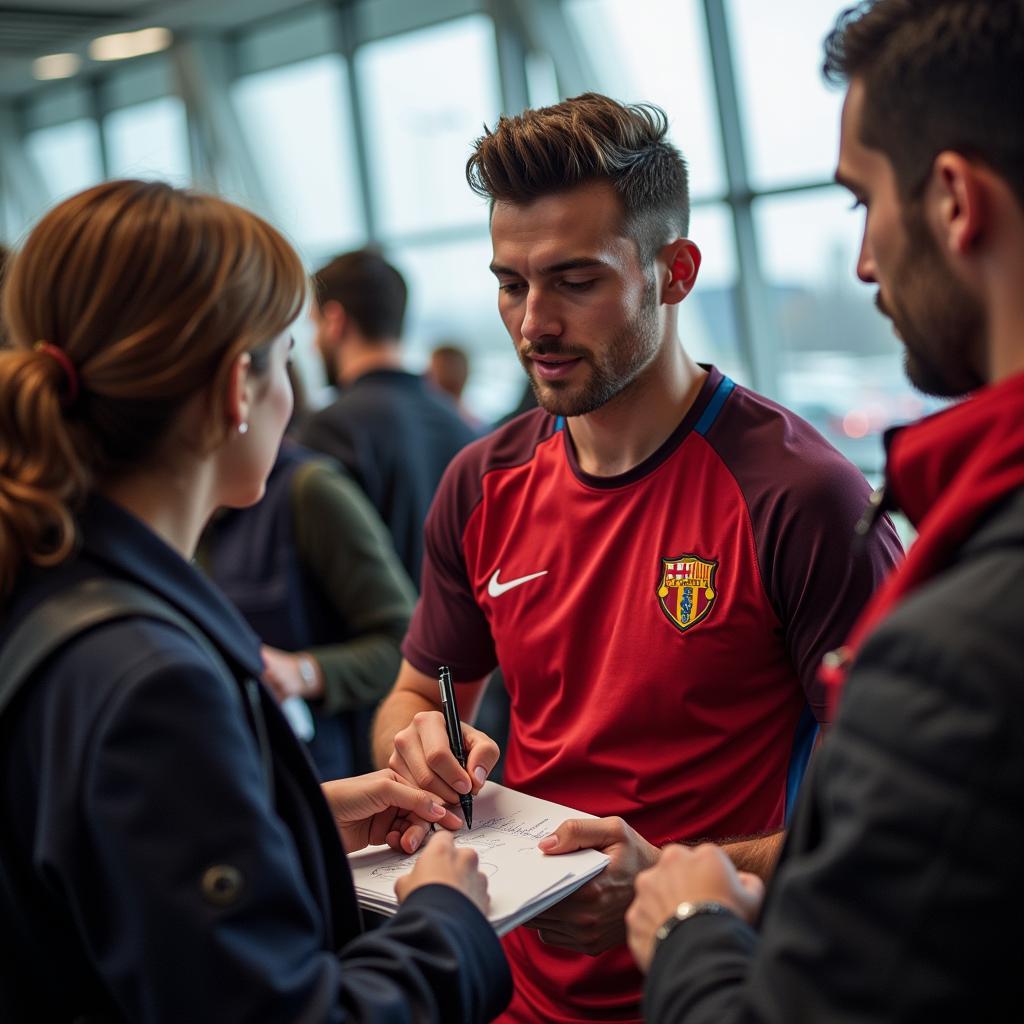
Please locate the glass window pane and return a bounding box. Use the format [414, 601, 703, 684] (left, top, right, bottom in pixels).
[2, 190, 20, 243]
[754, 187, 942, 474]
[232, 55, 364, 257]
[104, 97, 190, 184]
[25, 118, 103, 202]
[389, 234, 522, 425]
[102, 58, 177, 111]
[685, 203, 745, 383]
[565, 0, 725, 200]
[24, 83, 91, 133]
[727, 0, 848, 190]
[235, 5, 339, 74]
[357, 15, 501, 237]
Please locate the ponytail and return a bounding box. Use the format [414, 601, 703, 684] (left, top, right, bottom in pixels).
[0, 346, 89, 595]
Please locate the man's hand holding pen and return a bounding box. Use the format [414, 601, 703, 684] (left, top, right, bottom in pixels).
[389, 709, 500, 820]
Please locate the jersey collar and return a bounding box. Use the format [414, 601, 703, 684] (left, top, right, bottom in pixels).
[561, 365, 726, 489]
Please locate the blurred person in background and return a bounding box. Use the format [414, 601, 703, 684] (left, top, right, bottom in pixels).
[199, 355, 416, 782]
[0, 180, 510, 1023]
[197, 439, 416, 781]
[425, 340, 485, 431]
[626, 2, 1024, 1020]
[284, 358, 314, 437]
[301, 249, 478, 586]
[373, 92, 902, 1024]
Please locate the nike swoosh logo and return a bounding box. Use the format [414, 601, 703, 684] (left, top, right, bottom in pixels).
[487, 568, 549, 598]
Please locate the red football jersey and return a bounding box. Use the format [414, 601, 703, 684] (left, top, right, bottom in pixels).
[404, 368, 902, 1023]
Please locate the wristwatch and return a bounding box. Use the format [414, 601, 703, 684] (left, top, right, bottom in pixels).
[297, 654, 319, 694]
[655, 900, 732, 947]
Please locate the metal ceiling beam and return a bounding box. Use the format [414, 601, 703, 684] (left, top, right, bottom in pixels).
[702, 0, 776, 396]
[334, 0, 377, 243]
[170, 33, 269, 210]
[509, 0, 596, 100]
[486, 0, 530, 116]
[0, 102, 49, 232]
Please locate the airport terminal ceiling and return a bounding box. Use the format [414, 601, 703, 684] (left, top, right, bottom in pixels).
[0, 0, 940, 475]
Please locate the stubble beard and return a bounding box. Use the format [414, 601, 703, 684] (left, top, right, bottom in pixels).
[882, 209, 987, 399]
[523, 282, 662, 417]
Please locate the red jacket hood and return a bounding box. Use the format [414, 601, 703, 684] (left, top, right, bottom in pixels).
[821, 369, 1024, 705]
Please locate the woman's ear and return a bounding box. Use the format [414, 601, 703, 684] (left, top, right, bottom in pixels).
[226, 351, 253, 435]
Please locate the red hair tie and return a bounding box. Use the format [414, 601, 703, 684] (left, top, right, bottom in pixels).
[34, 342, 80, 408]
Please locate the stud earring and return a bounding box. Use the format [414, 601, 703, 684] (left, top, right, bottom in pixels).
[238, 422, 249, 435]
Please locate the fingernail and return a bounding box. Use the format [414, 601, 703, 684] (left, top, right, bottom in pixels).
[430, 803, 446, 817]
[538, 835, 557, 851]
[473, 766, 487, 785]
[409, 835, 420, 852]
[454, 778, 471, 794]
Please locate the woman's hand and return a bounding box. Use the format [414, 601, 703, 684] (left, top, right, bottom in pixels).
[395, 831, 490, 915]
[321, 769, 463, 854]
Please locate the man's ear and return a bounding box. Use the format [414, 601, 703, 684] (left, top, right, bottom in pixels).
[321, 299, 349, 342]
[226, 351, 252, 434]
[928, 152, 988, 256]
[660, 239, 702, 305]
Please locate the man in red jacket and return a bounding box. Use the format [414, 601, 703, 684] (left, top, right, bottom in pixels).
[626, 3, 1024, 1020]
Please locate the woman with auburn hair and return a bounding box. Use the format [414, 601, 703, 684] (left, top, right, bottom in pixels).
[0, 180, 510, 1023]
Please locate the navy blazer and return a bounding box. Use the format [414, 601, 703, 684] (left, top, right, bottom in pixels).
[0, 497, 510, 1023]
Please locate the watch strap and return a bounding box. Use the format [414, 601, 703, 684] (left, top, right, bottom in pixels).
[297, 653, 318, 691]
[655, 900, 733, 947]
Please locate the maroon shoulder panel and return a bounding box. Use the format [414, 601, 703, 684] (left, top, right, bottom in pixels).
[702, 385, 904, 712]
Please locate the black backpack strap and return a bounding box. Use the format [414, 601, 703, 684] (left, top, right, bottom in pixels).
[0, 577, 273, 794]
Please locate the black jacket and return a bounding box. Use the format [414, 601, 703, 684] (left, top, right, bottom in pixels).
[300, 370, 478, 587]
[0, 497, 510, 1023]
[645, 487, 1024, 1023]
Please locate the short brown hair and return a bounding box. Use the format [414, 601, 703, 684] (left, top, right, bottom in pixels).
[466, 92, 690, 261]
[313, 248, 407, 341]
[824, 0, 1024, 205]
[0, 180, 306, 597]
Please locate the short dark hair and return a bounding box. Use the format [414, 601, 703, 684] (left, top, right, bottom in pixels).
[824, 0, 1024, 205]
[430, 343, 470, 397]
[313, 248, 408, 341]
[466, 92, 690, 261]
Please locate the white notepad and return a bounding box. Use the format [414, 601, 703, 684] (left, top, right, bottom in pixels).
[347, 781, 610, 936]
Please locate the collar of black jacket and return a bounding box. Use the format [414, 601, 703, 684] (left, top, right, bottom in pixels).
[957, 487, 1024, 560]
[78, 495, 265, 679]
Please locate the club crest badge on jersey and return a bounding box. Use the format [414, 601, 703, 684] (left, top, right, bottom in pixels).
[657, 554, 718, 634]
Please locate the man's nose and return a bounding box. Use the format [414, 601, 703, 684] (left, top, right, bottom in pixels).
[856, 234, 877, 284]
[521, 291, 561, 342]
